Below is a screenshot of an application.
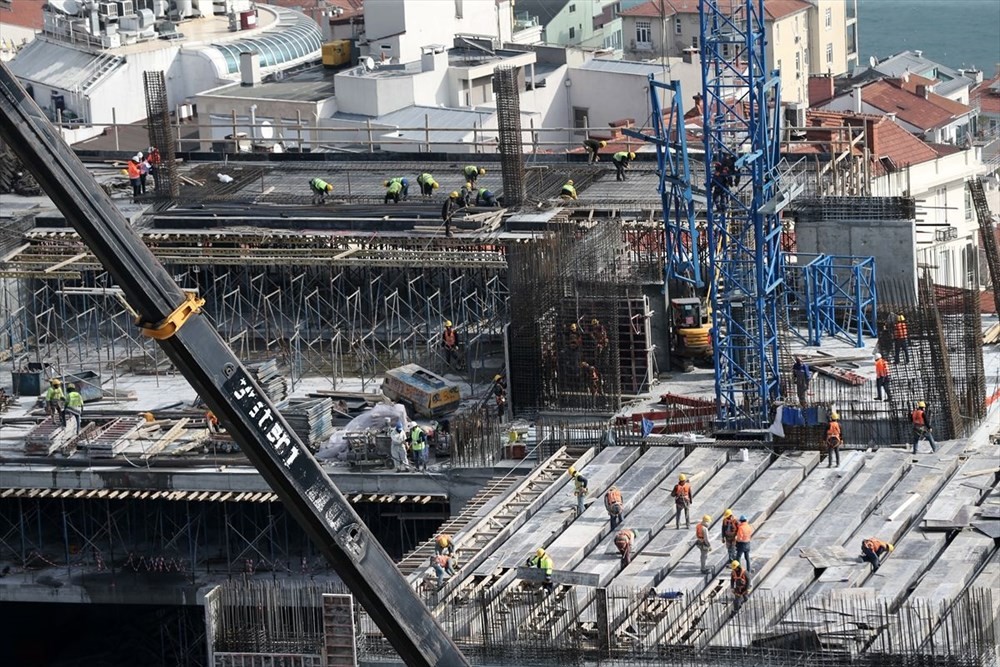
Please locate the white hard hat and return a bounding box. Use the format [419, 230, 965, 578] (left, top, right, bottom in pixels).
[874, 353, 882, 360]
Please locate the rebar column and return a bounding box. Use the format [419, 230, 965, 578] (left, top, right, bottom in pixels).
[494, 66, 525, 208]
[143, 70, 180, 198]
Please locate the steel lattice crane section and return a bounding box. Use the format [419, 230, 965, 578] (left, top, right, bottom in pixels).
[700, 0, 784, 427]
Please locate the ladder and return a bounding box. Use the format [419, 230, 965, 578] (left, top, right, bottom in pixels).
[968, 177, 1000, 315]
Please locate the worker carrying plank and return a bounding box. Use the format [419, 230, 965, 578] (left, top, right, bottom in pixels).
[860, 538, 894, 573]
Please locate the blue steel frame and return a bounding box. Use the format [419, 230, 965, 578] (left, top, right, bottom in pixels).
[784, 254, 878, 348]
[624, 77, 702, 290]
[700, 0, 784, 427]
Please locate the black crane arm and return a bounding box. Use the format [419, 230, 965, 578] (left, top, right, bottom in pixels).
[0, 62, 467, 667]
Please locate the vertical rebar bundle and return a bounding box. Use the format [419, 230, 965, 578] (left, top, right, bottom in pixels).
[494, 65, 525, 207]
[142, 70, 180, 198]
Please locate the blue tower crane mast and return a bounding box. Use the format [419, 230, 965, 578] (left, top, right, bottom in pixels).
[701, 0, 786, 427]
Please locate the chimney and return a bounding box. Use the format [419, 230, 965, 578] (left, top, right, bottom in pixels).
[852, 84, 863, 114]
[240, 51, 261, 87]
[916, 84, 930, 99]
[886, 112, 897, 122]
[682, 47, 699, 66]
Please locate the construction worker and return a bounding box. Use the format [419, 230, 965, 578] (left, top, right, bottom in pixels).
[695, 514, 713, 574]
[474, 187, 498, 207]
[560, 179, 577, 200]
[383, 178, 407, 204]
[127, 154, 142, 198]
[583, 138, 607, 163]
[442, 320, 459, 368]
[409, 423, 428, 471]
[568, 466, 589, 516]
[44, 378, 65, 424]
[435, 534, 456, 557]
[431, 553, 456, 589]
[734, 515, 753, 572]
[590, 318, 608, 362]
[672, 473, 692, 530]
[711, 157, 736, 213]
[526, 547, 554, 593]
[389, 423, 408, 471]
[417, 172, 439, 197]
[580, 361, 602, 396]
[860, 537, 894, 573]
[460, 181, 475, 207]
[730, 560, 750, 611]
[826, 412, 843, 468]
[874, 353, 892, 402]
[721, 508, 739, 561]
[462, 165, 486, 185]
[206, 410, 222, 434]
[147, 145, 162, 191]
[893, 314, 910, 365]
[63, 383, 84, 434]
[911, 401, 938, 454]
[492, 374, 507, 421]
[614, 528, 636, 569]
[792, 356, 812, 406]
[441, 191, 461, 237]
[604, 485, 625, 529]
[566, 323, 583, 375]
[612, 151, 635, 181]
[309, 177, 333, 205]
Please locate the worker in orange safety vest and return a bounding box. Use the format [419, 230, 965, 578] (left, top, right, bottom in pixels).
[893, 314, 910, 364]
[826, 412, 842, 468]
[734, 515, 753, 572]
[695, 514, 713, 574]
[672, 474, 692, 530]
[874, 353, 892, 402]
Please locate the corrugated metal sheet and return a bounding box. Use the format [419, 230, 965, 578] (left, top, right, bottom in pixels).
[8, 38, 122, 94]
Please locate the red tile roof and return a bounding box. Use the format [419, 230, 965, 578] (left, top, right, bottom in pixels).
[0, 0, 43, 30]
[973, 73, 1000, 116]
[619, 0, 808, 20]
[895, 76, 972, 116]
[860, 79, 971, 131]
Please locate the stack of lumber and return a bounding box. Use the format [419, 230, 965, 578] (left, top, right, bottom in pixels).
[248, 360, 288, 402]
[281, 397, 335, 450]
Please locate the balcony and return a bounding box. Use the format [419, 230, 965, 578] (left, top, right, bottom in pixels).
[846, 0, 857, 20]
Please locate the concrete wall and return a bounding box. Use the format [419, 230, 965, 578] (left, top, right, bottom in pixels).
[565, 67, 670, 132]
[795, 214, 917, 295]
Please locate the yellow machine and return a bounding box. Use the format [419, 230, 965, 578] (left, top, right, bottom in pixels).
[382, 364, 461, 418]
[671, 297, 713, 362]
[322, 40, 352, 68]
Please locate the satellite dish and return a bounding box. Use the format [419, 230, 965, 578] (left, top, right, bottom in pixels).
[364, 56, 375, 71]
[260, 120, 273, 140]
[49, 0, 81, 15]
[869, 55, 877, 68]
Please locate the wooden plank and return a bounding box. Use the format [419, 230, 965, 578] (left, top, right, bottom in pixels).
[44, 252, 88, 273]
[140, 418, 190, 459]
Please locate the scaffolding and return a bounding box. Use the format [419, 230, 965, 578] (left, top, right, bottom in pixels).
[783, 253, 878, 348]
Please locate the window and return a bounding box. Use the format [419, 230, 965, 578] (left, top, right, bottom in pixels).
[826, 43, 833, 64]
[824, 7, 832, 29]
[569, 3, 576, 11]
[691, 35, 698, 49]
[455, 0, 463, 18]
[777, 59, 782, 74]
[795, 51, 800, 72]
[775, 23, 779, 40]
[674, 16, 682, 34]
[573, 107, 589, 135]
[965, 188, 974, 221]
[569, 26, 576, 39]
[636, 20, 651, 46]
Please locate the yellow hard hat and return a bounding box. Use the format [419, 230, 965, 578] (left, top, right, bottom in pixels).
[731, 560, 741, 570]
[570, 323, 577, 331]
[450, 191, 460, 198]
[679, 474, 687, 482]
[702, 514, 712, 523]
[536, 547, 545, 557]
[628, 152, 636, 159]
[445, 320, 453, 327]
[383, 180, 390, 187]
[325, 184, 333, 192]
[479, 168, 486, 175]
[724, 508, 733, 517]
[436, 534, 451, 545]
[566, 179, 574, 185]
[888, 543, 895, 552]
[568, 466, 576, 476]
[432, 181, 440, 188]
[831, 412, 839, 420]
[465, 181, 472, 189]
[493, 374, 502, 382]
[50, 378, 61, 385]
[599, 140, 607, 147]
[917, 401, 926, 408]
[898, 314, 905, 322]
[591, 318, 599, 325]
[120, 169, 129, 176]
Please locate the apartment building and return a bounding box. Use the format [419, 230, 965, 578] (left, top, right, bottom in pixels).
[513, 0, 623, 49]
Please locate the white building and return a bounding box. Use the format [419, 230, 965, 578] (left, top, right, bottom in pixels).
[512, 0, 621, 49]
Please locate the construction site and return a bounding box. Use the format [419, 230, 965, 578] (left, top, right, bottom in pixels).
[1, 3, 999, 667]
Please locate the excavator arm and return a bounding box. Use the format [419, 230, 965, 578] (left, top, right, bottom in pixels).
[0, 63, 466, 667]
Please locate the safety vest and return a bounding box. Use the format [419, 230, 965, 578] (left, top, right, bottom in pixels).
[731, 567, 748, 593]
[561, 183, 577, 198]
[127, 160, 140, 179]
[826, 421, 842, 441]
[614, 530, 634, 549]
[736, 521, 753, 543]
[530, 554, 553, 575]
[863, 538, 886, 553]
[894, 321, 908, 340]
[613, 151, 630, 162]
[386, 180, 403, 194]
[722, 516, 738, 540]
[45, 387, 64, 401]
[65, 391, 84, 410]
[875, 358, 890, 378]
[434, 554, 451, 567]
[418, 173, 434, 184]
[696, 523, 708, 542]
[310, 177, 331, 192]
[463, 165, 480, 179]
[442, 328, 457, 347]
[911, 408, 926, 426]
[573, 474, 588, 495]
[605, 487, 622, 507]
[410, 427, 425, 450]
[673, 482, 691, 503]
[147, 149, 161, 166]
